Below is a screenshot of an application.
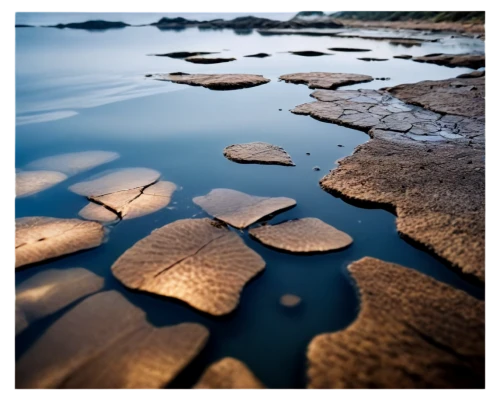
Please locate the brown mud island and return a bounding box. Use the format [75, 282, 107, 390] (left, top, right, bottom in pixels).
[287, 73, 485, 281]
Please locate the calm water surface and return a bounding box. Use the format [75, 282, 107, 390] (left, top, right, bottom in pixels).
[15, 17, 485, 388]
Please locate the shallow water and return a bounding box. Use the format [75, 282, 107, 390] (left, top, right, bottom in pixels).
[15, 18, 484, 388]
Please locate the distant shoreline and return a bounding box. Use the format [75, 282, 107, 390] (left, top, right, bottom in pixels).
[335, 19, 484, 35]
[15, 12, 485, 36]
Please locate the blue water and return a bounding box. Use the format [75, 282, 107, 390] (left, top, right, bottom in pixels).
[15, 17, 485, 388]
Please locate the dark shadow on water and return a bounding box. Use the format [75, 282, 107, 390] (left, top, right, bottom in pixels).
[322, 185, 485, 294]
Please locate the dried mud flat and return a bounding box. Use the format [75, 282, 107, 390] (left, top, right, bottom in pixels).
[288, 74, 485, 281]
[404, 53, 485, 69]
[307, 257, 484, 388]
[386, 75, 485, 117]
[334, 19, 485, 34]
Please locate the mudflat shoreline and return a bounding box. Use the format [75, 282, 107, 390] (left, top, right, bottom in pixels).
[335, 19, 485, 35]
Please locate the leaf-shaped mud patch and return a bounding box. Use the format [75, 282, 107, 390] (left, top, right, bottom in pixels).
[16, 291, 209, 388]
[16, 171, 67, 198]
[69, 167, 160, 197]
[223, 142, 295, 166]
[16, 268, 104, 334]
[307, 257, 485, 388]
[15, 217, 105, 268]
[112, 218, 265, 315]
[194, 357, 265, 389]
[26, 151, 119, 176]
[249, 218, 353, 253]
[193, 188, 296, 229]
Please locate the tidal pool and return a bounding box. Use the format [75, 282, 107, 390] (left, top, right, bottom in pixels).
[15, 16, 484, 388]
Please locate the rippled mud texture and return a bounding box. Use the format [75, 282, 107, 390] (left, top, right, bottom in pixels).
[387, 75, 485, 118]
[152, 73, 270, 90]
[307, 257, 484, 388]
[16, 170, 67, 198]
[321, 139, 485, 280]
[193, 188, 296, 229]
[16, 291, 209, 388]
[289, 79, 484, 280]
[223, 142, 295, 166]
[112, 218, 265, 316]
[15, 217, 105, 268]
[279, 72, 373, 90]
[16, 268, 104, 334]
[249, 218, 353, 253]
[194, 357, 265, 389]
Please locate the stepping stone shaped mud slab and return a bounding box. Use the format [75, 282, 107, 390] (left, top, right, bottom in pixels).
[111, 218, 266, 316]
[223, 142, 295, 166]
[193, 188, 296, 229]
[151, 73, 270, 90]
[249, 218, 353, 253]
[16, 291, 209, 388]
[79, 180, 177, 222]
[279, 72, 373, 90]
[15, 217, 105, 268]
